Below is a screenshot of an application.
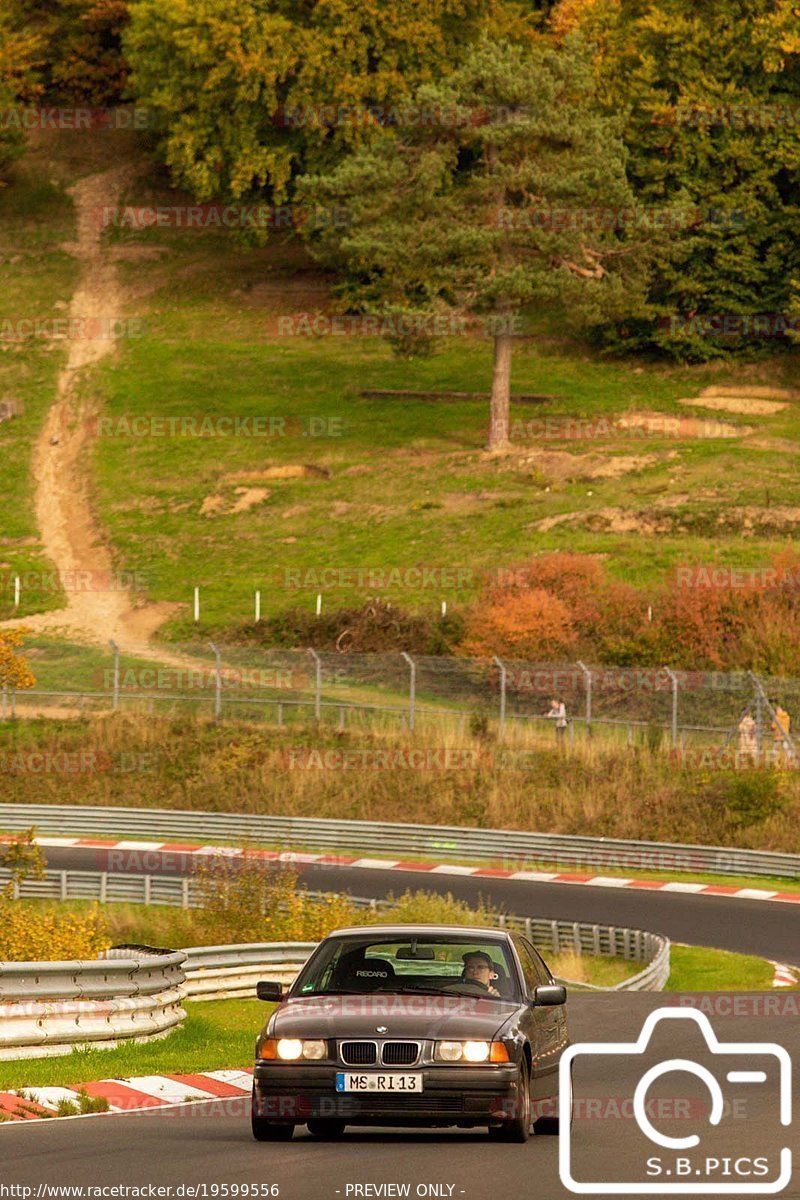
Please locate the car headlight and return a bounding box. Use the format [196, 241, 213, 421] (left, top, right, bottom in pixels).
[259, 1038, 328, 1061]
[433, 1040, 510, 1063]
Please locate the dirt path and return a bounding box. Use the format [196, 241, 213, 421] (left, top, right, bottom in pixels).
[1, 165, 185, 663]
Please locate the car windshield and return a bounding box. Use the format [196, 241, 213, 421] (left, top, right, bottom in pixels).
[293, 935, 519, 1002]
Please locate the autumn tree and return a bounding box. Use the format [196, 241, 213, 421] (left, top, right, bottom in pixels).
[124, 0, 525, 211]
[551, 0, 800, 359]
[299, 38, 648, 448]
[0, 3, 41, 174]
[0, 629, 36, 691]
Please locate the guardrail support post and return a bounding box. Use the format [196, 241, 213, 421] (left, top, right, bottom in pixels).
[493, 656, 507, 741]
[182, 877, 190, 909]
[664, 667, 678, 748]
[401, 652, 416, 732]
[577, 660, 592, 736]
[308, 648, 322, 723]
[109, 639, 120, 712]
[209, 642, 222, 719]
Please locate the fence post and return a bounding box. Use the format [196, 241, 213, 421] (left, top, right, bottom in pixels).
[493, 656, 507, 741]
[308, 648, 322, 722]
[254, 590, 261, 623]
[664, 667, 678, 748]
[577, 660, 592, 735]
[13, 574, 20, 609]
[109, 639, 120, 712]
[754, 687, 763, 763]
[193, 586, 200, 623]
[182, 877, 190, 909]
[209, 641, 222, 719]
[401, 652, 416, 732]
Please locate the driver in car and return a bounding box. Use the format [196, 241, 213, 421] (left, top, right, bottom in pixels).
[459, 950, 501, 996]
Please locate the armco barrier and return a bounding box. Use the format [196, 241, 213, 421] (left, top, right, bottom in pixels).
[179, 923, 670, 998]
[0, 803, 795, 880]
[0, 948, 186, 1061]
[0, 921, 668, 1060]
[182, 943, 317, 1000]
[0, 863, 670, 992]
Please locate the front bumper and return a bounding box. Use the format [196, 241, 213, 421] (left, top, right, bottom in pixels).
[253, 1063, 520, 1127]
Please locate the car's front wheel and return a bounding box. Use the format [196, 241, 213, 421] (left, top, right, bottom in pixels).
[251, 1088, 294, 1142]
[488, 1061, 531, 1143]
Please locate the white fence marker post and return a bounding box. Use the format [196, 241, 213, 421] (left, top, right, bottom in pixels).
[316, 592, 322, 616]
[194, 586, 200, 622]
[255, 590, 261, 622]
[13, 575, 20, 609]
[441, 600, 447, 617]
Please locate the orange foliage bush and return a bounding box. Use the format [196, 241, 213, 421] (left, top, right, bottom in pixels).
[652, 552, 800, 674]
[462, 553, 645, 662]
[462, 585, 575, 660]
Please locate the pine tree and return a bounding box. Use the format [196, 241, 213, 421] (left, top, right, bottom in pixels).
[299, 37, 648, 448]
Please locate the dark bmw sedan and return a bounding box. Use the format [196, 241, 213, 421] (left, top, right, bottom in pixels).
[252, 923, 569, 1142]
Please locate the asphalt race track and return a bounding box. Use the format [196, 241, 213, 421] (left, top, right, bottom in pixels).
[43, 845, 800, 963]
[3, 996, 798, 1199]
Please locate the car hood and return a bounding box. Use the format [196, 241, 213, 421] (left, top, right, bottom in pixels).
[268, 993, 520, 1041]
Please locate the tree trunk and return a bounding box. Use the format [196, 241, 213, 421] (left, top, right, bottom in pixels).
[488, 330, 512, 450]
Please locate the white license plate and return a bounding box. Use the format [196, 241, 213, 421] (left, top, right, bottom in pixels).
[336, 1072, 423, 1093]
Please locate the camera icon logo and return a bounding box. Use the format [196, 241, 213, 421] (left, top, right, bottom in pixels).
[559, 1007, 792, 1194]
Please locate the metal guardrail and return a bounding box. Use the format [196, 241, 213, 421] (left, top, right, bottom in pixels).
[0, 948, 186, 1061]
[182, 943, 317, 1000]
[1, 803, 797, 880]
[179, 924, 670, 997]
[0, 864, 670, 995]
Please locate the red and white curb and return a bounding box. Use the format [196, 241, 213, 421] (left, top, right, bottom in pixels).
[8, 834, 800, 907]
[771, 962, 799, 988]
[0, 1068, 253, 1124]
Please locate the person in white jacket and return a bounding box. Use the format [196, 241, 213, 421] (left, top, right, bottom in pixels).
[545, 697, 568, 742]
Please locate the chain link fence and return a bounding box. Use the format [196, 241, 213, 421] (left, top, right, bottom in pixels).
[3, 637, 798, 762]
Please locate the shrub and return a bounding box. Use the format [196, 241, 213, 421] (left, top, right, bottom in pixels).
[462, 552, 644, 661]
[0, 829, 109, 961]
[208, 600, 465, 655]
[0, 629, 36, 691]
[0, 903, 110, 961]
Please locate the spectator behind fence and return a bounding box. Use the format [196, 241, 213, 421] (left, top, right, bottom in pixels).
[770, 702, 792, 765]
[545, 697, 568, 742]
[738, 711, 757, 763]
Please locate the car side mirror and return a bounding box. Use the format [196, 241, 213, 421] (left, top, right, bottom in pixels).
[256, 980, 284, 1001]
[532, 984, 567, 1007]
